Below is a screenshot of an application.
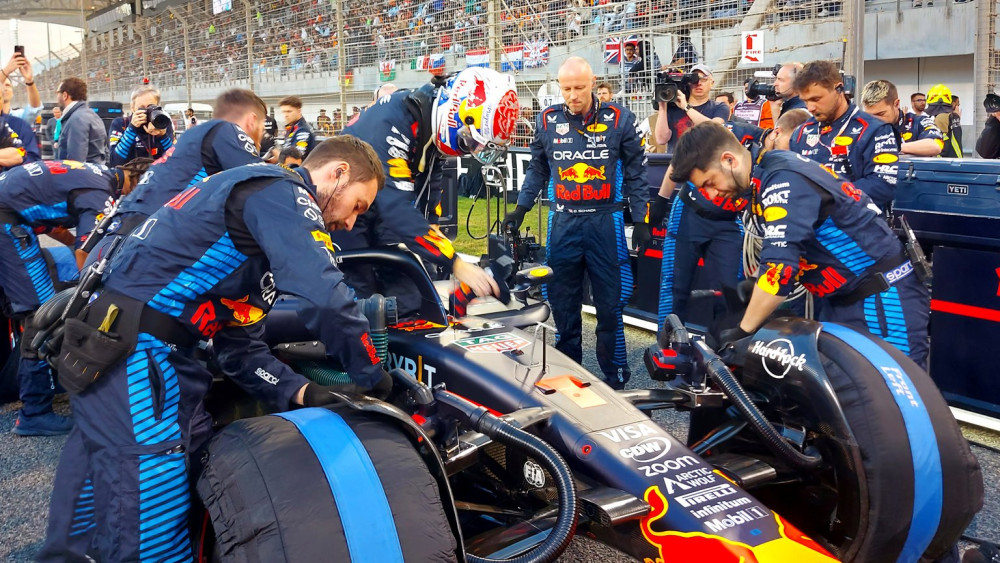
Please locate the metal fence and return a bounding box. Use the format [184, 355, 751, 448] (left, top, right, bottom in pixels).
[24, 0, 990, 146]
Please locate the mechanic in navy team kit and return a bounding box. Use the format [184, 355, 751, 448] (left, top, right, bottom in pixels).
[860, 79, 944, 157]
[84, 89, 265, 263]
[0, 158, 149, 437]
[504, 57, 649, 389]
[648, 63, 740, 327]
[39, 137, 391, 562]
[280, 95, 316, 158]
[336, 67, 518, 314]
[671, 122, 929, 368]
[107, 85, 175, 166]
[788, 60, 900, 211]
[772, 62, 808, 118]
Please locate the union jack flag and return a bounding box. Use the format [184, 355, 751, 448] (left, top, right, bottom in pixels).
[604, 35, 638, 65]
[523, 39, 549, 68]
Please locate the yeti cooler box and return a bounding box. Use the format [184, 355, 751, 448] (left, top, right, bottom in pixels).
[894, 157, 1000, 250]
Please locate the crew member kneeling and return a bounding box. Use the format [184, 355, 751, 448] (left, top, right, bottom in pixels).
[670, 122, 929, 368]
[39, 137, 392, 562]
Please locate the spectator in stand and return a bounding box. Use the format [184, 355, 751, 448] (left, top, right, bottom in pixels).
[669, 36, 699, 71]
[976, 94, 1000, 159]
[55, 77, 108, 166]
[316, 108, 333, 134]
[280, 95, 316, 158]
[46, 106, 62, 153]
[332, 108, 343, 132]
[911, 92, 927, 116]
[597, 81, 614, 103]
[108, 85, 175, 166]
[185, 107, 201, 129]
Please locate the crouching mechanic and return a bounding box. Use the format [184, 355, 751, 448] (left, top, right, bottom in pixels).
[335, 67, 516, 316]
[504, 57, 649, 389]
[0, 158, 149, 436]
[670, 122, 929, 368]
[39, 137, 392, 562]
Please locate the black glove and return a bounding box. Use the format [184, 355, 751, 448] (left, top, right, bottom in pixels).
[368, 369, 393, 401]
[301, 381, 350, 407]
[503, 205, 530, 232]
[649, 194, 671, 228]
[632, 222, 651, 250]
[717, 326, 753, 367]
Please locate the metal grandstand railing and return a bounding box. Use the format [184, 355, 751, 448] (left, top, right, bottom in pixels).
[30, 0, 868, 147]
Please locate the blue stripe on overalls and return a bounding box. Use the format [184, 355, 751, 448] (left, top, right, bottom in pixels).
[5, 224, 55, 305]
[815, 217, 911, 351]
[148, 233, 247, 317]
[613, 162, 630, 368]
[542, 176, 554, 332]
[275, 409, 405, 562]
[132, 234, 245, 561]
[129, 333, 190, 562]
[822, 323, 942, 562]
[657, 197, 685, 328]
[735, 214, 745, 281]
[68, 478, 96, 537]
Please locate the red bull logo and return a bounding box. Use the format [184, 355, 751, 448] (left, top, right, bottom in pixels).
[801, 266, 847, 297]
[220, 295, 266, 326]
[796, 258, 820, 281]
[639, 486, 837, 562]
[557, 163, 606, 183]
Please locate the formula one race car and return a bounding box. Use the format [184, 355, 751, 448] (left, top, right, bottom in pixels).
[179, 247, 984, 562]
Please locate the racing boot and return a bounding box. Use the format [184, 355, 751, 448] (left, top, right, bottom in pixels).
[13, 411, 75, 436]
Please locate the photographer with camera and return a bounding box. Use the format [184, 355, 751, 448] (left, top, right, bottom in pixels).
[108, 85, 175, 167]
[650, 63, 738, 326]
[653, 64, 730, 152]
[788, 60, 899, 211]
[773, 62, 807, 117]
[975, 93, 1000, 159]
[861, 79, 943, 157]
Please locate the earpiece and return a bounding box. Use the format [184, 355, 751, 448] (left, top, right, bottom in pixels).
[335, 169, 343, 178]
[836, 84, 845, 93]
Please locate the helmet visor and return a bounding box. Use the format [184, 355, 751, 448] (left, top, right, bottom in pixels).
[457, 126, 507, 165]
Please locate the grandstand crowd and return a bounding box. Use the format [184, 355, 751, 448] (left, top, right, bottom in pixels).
[28, 0, 911, 102]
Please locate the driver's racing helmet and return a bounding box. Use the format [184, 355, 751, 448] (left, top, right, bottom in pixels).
[432, 67, 519, 164]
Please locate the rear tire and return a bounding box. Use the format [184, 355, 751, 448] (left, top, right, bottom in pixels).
[738, 329, 983, 562]
[197, 407, 458, 562]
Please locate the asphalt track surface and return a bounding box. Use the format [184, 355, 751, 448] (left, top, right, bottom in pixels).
[2, 318, 998, 561]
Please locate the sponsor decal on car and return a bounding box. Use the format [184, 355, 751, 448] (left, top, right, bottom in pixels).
[598, 422, 658, 443]
[619, 436, 672, 463]
[388, 352, 437, 385]
[451, 332, 531, 353]
[751, 338, 807, 379]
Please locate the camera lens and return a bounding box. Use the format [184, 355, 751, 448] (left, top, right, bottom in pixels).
[656, 83, 678, 104]
[146, 106, 172, 130]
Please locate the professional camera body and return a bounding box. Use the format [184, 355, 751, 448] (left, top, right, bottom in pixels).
[653, 72, 700, 109]
[985, 93, 1000, 114]
[745, 79, 779, 101]
[141, 105, 172, 131]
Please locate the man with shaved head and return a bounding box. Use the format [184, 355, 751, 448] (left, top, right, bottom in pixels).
[504, 57, 650, 389]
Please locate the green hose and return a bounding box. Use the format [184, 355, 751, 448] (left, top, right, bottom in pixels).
[295, 294, 393, 385]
